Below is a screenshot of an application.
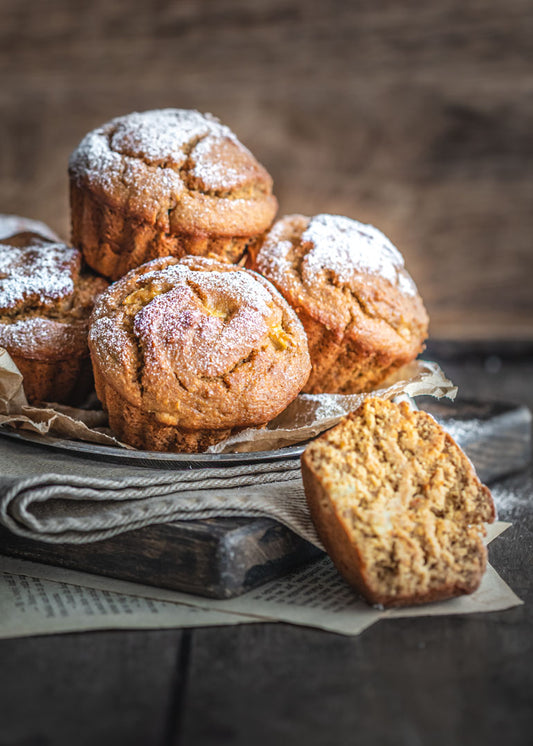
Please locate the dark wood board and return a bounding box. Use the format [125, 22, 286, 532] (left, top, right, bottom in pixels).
[0, 516, 321, 600]
[0, 396, 530, 599]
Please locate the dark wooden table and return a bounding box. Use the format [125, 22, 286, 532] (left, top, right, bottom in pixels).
[1, 343, 532, 746]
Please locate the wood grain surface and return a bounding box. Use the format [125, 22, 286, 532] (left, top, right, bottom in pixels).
[0, 516, 322, 599]
[0, 351, 532, 746]
[1, 629, 185, 745]
[0, 0, 532, 339]
[0, 347, 530, 746]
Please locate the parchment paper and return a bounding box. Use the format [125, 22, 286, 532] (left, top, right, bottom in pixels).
[0, 347, 457, 453]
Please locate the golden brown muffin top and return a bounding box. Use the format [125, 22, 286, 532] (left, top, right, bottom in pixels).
[0, 213, 60, 247]
[89, 255, 311, 430]
[69, 109, 278, 237]
[0, 241, 108, 361]
[255, 213, 429, 350]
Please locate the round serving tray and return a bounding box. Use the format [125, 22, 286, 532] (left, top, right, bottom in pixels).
[0, 428, 307, 469]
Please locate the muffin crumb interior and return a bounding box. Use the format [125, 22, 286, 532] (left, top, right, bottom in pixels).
[304, 399, 495, 602]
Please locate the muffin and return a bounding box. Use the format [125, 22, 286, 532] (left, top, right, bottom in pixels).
[69, 109, 278, 281]
[301, 398, 496, 607]
[0, 240, 108, 404]
[0, 213, 61, 247]
[252, 213, 429, 394]
[88, 255, 311, 452]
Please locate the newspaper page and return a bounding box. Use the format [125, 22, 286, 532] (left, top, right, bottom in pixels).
[0, 522, 521, 639]
[0, 559, 259, 639]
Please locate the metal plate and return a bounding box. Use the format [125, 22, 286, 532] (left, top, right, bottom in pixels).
[0, 428, 307, 469]
[0, 397, 530, 479]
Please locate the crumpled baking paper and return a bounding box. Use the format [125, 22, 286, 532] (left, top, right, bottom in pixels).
[0, 347, 456, 454]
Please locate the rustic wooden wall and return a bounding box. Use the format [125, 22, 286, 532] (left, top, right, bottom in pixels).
[1, 0, 532, 339]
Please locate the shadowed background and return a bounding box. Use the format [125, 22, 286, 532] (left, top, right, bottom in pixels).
[1, 0, 532, 340]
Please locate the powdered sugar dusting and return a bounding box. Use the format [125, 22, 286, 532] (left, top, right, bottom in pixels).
[140, 261, 274, 315]
[439, 417, 485, 443]
[183, 266, 274, 314]
[0, 243, 78, 313]
[135, 265, 277, 375]
[490, 473, 533, 518]
[90, 312, 130, 367]
[303, 214, 417, 296]
[0, 214, 60, 244]
[70, 109, 244, 199]
[261, 237, 294, 277]
[191, 137, 232, 189]
[109, 109, 234, 167]
[0, 316, 87, 357]
[397, 272, 417, 296]
[69, 126, 125, 192]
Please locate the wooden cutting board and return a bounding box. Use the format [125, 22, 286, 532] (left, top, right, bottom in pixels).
[0, 398, 530, 599]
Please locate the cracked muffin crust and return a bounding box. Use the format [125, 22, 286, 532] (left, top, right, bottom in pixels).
[88, 255, 311, 452]
[252, 214, 429, 394]
[301, 398, 496, 607]
[69, 109, 278, 280]
[0, 240, 108, 404]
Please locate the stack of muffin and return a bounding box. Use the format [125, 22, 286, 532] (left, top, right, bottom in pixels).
[0, 109, 497, 608]
[0, 108, 429, 453]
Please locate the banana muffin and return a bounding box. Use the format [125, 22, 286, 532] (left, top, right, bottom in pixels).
[69, 109, 278, 280]
[301, 398, 496, 607]
[88, 255, 311, 452]
[252, 213, 429, 394]
[0, 240, 108, 404]
[0, 213, 60, 247]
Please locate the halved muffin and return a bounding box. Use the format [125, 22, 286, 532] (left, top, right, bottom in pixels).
[301, 398, 496, 607]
